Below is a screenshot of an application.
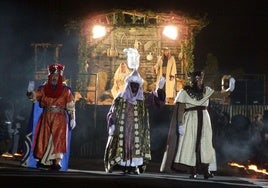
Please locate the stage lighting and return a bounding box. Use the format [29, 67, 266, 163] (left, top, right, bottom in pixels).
[163, 25, 178, 40]
[92, 25, 106, 39]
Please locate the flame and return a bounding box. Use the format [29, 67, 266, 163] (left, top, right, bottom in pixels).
[1, 152, 13, 158]
[13, 153, 22, 157]
[228, 162, 246, 169]
[228, 162, 268, 175]
[248, 165, 268, 175]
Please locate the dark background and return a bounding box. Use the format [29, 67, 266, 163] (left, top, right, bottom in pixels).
[0, 0, 267, 101]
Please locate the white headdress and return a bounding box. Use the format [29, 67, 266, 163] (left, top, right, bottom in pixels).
[118, 48, 144, 103]
[123, 48, 143, 86]
[123, 48, 140, 70]
[125, 69, 144, 86]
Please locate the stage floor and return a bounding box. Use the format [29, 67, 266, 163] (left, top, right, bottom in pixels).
[1, 157, 268, 187]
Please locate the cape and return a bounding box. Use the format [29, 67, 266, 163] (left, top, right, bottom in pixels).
[21, 101, 72, 171]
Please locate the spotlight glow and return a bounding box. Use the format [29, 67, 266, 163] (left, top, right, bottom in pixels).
[163, 25, 178, 40]
[92, 25, 106, 39]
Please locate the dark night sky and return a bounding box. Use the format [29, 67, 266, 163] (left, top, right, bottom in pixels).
[1, 0, 267, 72]
[0, 0, 268, 99]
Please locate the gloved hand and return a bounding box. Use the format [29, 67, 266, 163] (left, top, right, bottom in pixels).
[108, 124, 115, 136]
[178, 124, 185, 135]
[157, 76, 166, 90]
[70, 119, 76, 130]
[27, 80, 35, 92]
[229, 77, 235, 92]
